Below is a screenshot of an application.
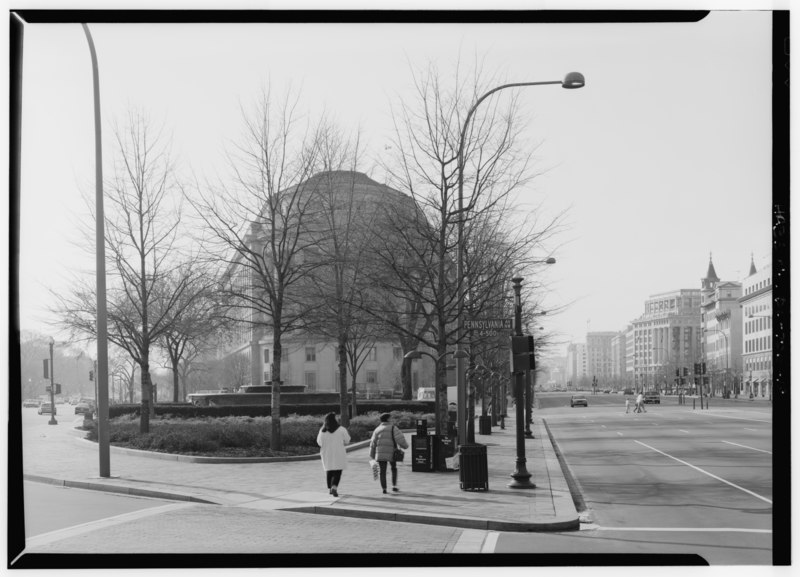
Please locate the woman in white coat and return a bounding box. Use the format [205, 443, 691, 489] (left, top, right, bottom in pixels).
[316, 412, 351, 497]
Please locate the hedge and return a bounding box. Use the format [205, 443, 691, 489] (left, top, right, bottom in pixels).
[108, 400, 435, 419]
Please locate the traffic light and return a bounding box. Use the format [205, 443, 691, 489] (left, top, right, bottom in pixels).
[55, 383, 61, 395]
[510, 335, 535, 373]
[682, 367, 689, 377]
[675, 369, 680, 377]
[43, 359, 49, 379]
[701, 363, 707, 375]
[89, 370, 94, 382]
[693, 363, 700, 375]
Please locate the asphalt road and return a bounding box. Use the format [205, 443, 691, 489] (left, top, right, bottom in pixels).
[496, 394, 773, 565]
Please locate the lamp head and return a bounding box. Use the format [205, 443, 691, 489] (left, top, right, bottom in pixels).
[545, 257, 556, 264]
[562, 72, 585, 89]
[403, 350, 422, 360]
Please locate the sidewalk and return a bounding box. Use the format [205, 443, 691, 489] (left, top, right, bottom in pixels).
[20, 414, 579, 532]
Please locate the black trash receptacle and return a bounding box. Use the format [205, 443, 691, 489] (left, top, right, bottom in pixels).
[411, 434, 432, 472]
[430, 434, 457, 471]
[459, 443, 488, 491]
[478, 415, 492, 435]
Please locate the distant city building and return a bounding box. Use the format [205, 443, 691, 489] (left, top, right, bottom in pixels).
[632, 288, 702, 392]
[700, 255, 743, 397]
[566, 342, 588, 388]
[586, 332, 616, 388]
[610, 326, 632, 388]
[739, 255, 772, 398]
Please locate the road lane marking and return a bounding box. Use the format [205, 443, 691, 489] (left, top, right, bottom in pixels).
[744, 428, 760, 432]
[452, 529, 492, 553]
[25, 502, 193, 549]
[616, 432, 623, 436]
[481, 531, 500, 553]
[635, 441, 773, 504]
[679, 430, 690, 434]
[690, 412, 771, 424]
[722, 440, 772, 455]
[601, 425, 606, 428]
[592, 526, 771, 534]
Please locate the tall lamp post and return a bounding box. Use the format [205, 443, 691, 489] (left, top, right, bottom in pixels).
[454, 72, 585, 448]
[509, 278, 535, 488]
[704, 328, 729, 398]
[82, 23, 110, 477]
[48, 338, 57, 425]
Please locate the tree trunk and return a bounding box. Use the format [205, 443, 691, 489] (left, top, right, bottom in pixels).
[139, 362, 152, 434]
[270, 342, 282, 451]
[401, 357, 413, 401]
[171, 355, 180, 402]
[435, 350, 448, 437]
[338, 341, 349, 427]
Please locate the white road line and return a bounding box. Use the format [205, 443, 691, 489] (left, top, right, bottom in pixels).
[26, 502, 192, 549]
[722, 440, 772, 455]
[635, 441, 772, 504]
[690, 412, 771, 424]
[452, 529, 490, 553]
[617, 432, 623, 436]
[592, 526, 771, 534]
[679, 430, 690, 434]
[481, 531, 500, 553]
[601, 425, 606, 428]
[744, 428, 760, 432]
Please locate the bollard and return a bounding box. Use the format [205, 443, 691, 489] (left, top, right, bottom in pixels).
[693, 398, 695, 410]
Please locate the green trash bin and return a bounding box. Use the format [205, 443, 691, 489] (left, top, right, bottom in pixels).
[459, 443, 488, 491]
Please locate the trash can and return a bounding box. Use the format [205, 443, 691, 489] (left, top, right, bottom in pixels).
[416, 419, 428, 437]
[430, 434, 457, 472]
[411, 434, 432, 472]
[478, 415, 492, 435]
[459, 443, 488, 491]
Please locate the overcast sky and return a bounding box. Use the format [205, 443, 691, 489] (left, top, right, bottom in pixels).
[14, 8, 777, 359]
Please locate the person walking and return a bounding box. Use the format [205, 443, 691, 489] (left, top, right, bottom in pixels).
[625, 398, 631, 414]
[635, 392, 646, 413]
[369, 412, 409, 494]
[317, 412, 351, 497]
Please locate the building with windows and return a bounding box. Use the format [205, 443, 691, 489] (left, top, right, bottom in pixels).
[631, 288, 702, 393]
[700, 255, 743, 397]
[739, 256, 772, 398]
[217, 171, 419, 397]
[611, 326, 633, 389]
[586, 332, 616, 389]
[565, 342, 588, 388]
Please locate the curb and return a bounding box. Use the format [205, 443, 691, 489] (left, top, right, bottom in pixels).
[23, 474, 219, 505]
[286, 504, 579, 532]
[542, 417, 591, 522]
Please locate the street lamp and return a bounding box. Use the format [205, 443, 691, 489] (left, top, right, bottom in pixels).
[704, 328, 729, 398]
[404, 349, 453, 436]
[48, 338, 57, 425]
[82, 23, 110, 478]
[455, 74, 584, 448]
[509, 277, 535, 489]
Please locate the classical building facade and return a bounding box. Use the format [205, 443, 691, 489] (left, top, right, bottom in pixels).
[739, 256, 772, 398]
[566, 342, 588, 388]
[218, 171, 420, 397]
[631, 288, 703, 393]
[700, 255, 743, 396]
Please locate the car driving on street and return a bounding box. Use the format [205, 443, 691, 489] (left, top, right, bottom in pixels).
[644, 392, 661, 404]
[570, 394, 588, 407]
[37, 402, 56, 416]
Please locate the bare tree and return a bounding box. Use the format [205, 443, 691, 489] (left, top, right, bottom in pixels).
[55, 112, 194, 433]
[367, 59, 566, 432]
[189, 88, 326, 451]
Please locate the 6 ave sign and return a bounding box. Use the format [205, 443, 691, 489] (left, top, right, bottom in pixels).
[465, 318, 513, 339]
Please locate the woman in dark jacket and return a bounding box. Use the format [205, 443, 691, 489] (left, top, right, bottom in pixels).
[369, 412, 409, 494]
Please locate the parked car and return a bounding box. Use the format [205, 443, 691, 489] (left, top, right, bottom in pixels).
[37, 402, 56, 415]
[23, 399, 40, 408]
[74, 402, 93, 415]
[570, 395, 588, 407]
[623, 388, 634, 395]
[644, 392, 661, 404]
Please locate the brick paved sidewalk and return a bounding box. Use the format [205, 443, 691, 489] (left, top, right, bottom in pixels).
[19, 413, 579, 532]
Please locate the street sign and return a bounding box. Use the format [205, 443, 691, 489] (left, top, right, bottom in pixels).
[465, 318, 512, 339]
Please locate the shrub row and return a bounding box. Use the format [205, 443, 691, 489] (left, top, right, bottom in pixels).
[108, 400, 435, 420]
[84, 409, 436, 457]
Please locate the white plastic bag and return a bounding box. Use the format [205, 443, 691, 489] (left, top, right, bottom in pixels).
[369, 459, 379, 481]
[445, 453, 460, 471]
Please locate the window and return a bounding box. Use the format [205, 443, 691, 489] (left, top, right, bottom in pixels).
[367, 347, 377, 361]
[393, 347, 402, 361]
[305, 347, 316, 362]
[367, 371, 377, 385]
[305, 372, 317, 391]
[264, 349, 270, 363]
